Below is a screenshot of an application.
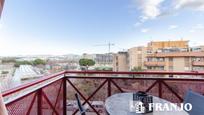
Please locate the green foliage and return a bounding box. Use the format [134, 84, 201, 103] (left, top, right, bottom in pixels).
[79, 58, 95, 70]
[131, 66, 143, 72]
[14, 59, 46, 67]
[95, 66, 113, 71]
[1, 58, 16, 63]
[33, 59, 46, 65]
[14, 61, 32, 67]
[79, 58, 95, 66]
[1, 71, 9, 74]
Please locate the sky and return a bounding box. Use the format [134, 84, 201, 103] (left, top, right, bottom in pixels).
[0, 0, 204, 56]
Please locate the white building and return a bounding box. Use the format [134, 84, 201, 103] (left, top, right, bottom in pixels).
[15, 65, 42, 80]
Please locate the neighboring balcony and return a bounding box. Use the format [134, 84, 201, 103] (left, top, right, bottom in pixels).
[192, 61, 204, 66]
[144, 61, 165, 66]
[2, 71, 204, 115]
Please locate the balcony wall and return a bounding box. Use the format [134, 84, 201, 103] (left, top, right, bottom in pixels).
[2, 71, 204, 115]
[192, 61, 204, 66]
[144, 61, 165, 66]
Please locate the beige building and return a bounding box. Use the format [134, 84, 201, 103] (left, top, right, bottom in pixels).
[0, 0, 4, 17]
[145, 52, 204, 72]
[191, 46, 204, 52]
[82, 53, 113, 67]
[113, 52, 129, 71]
[147, 40, 189, 53]
[113, 40, 204, 72]
[145, 41, 204, 72]
[128, 46, 147, 70]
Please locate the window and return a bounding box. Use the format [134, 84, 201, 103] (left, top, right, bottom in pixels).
[169, 58, 173, 62]
[185, 58, 190, 67]
[169, 66, 173, 71]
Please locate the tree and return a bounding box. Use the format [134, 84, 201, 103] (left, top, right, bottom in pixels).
[1, 58, 16, 63]
[14, 60, 32, 67]
[131, 66, 143, 72]
[131, 66, 144, 78]
[79, 58, 95, 70]
[32, 59, 46, 65]
[95, 66, 112, 71]
[14, 59, 46, 67]
[1, 71, 9, 74]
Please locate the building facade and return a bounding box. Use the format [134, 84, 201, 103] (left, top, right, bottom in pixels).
[113, 52, 129, 71]
[94, 54, 113, 66]
[145, 41, 204, 72]
[147, 40, 189, 53]
[128, 46, 147, 70]
[82, 53, 113, 67]
[145, 51, 204, 72]
[113, 40, 204, 72]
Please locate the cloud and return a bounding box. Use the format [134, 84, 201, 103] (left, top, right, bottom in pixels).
[133, 0, 204, 26]
[168, 25, 179, 30]
[174, 0, 204, 11]
[134, 0, 165, 21]
[141, 28, 150, 33]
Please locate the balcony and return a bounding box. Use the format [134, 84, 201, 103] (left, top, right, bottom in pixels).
[192, 61, 204, 66]
[144, 61, 165, 66]
[2, 71, 204, 115]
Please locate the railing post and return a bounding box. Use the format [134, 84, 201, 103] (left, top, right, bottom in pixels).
[37, 89, 42, 115]
[158, 80, 162, 98]
[107, 78, 111, 97]
[63, 76, 67, 115]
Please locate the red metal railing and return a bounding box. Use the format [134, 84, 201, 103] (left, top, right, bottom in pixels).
[3, 71, 66, 115]
[2, 71, 204, 115]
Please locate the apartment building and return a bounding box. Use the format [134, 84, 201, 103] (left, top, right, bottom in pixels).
[113, 52, 129, 71]
[147, 40, 189, 53]
[145, 52, 204, 72]
[128, 46, 147, 70]
[0, 0, 4, 17]
[82, 53, 113, 67]
[191, 46, 204, 52]
[144, 40, 204, 71]
[94, 54, 113, 66]
[113, 40, 204, 72]
[145, 41, 204, 72]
